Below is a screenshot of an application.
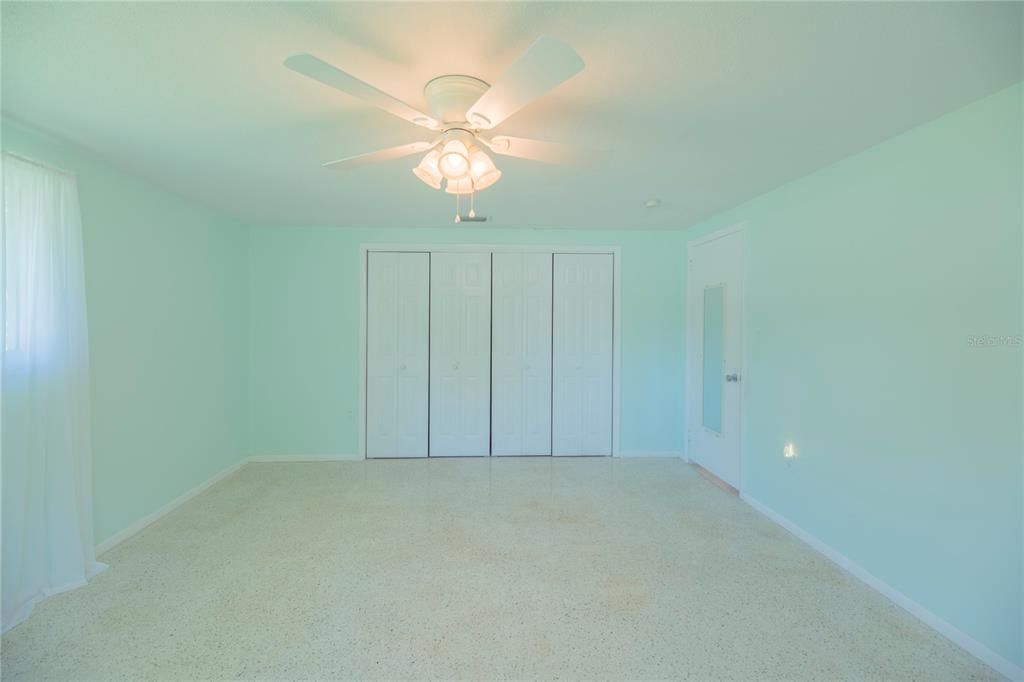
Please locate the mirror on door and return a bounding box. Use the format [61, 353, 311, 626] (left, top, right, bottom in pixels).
[702, 285, 725, 434]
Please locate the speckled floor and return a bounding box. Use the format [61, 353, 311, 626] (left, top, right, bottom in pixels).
[1, 459, 998, 680]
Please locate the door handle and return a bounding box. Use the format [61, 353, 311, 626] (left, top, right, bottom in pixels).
[725, 373, 740, 383]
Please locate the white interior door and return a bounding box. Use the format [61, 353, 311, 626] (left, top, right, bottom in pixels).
[687, 229, 743, 488]
[430, 252, 491, 457]
[492, 253, 552, 456]
[552, 253, 613, 456]
[366, 252, 429, 458]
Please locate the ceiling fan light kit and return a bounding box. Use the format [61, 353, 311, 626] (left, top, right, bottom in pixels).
[469, 149, 501, 190]
[445, 176, 475, 195]
[412, 149, 443, 190]
[437, 135, 473, 180]
[285, 36, 584, 222]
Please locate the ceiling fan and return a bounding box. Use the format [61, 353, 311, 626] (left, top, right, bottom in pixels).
[284, 36, 584, 220]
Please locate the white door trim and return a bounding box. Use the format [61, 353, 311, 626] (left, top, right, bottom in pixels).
[359, 243, 622, 459]
[685, 223, 746, 488]
[686, 223, 746, 249]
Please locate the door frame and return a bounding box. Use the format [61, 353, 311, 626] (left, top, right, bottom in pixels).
[685, 224, 746, 489]
[359, 243, 622, 459]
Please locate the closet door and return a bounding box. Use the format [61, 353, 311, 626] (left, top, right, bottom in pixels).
[492, 253, 552, 456]
[366, 252, 429, 458]
[552, 253, 614, 456]
[430, 252, 491, 457]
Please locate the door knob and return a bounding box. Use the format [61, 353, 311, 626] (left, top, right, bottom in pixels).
[725, 373, 740, 383]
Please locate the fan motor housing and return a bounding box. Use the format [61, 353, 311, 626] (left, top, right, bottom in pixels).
[423, 75, 489, 125]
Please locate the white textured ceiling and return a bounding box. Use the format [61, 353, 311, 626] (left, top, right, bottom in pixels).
[2, 2, 1021, 229]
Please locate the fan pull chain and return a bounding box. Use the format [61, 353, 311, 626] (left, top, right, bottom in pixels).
[469, 187, 476, 219]
[454, 191, 461, 223]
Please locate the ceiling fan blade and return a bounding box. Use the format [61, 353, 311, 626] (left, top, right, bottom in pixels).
[465, 36, 584, 130]
[285, 54, 439, 130]
[323, 141, 433, 170]
[482, 136, 574, 164]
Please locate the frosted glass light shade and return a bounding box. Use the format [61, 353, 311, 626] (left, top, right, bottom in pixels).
[445, 177, 474, 195]
[469, 150, 502, 190]
[438, 140, 470, 180]
[412, 150, 442, 189]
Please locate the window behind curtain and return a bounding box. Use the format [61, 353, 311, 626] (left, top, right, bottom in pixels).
[1, 152, 103, 633]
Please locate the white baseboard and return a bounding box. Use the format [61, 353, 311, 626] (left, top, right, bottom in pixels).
[94, 459, 247, 556]
[247, 453, 363, 462]
[616, 450, 684, 458]
[742, 494, 1023, 681]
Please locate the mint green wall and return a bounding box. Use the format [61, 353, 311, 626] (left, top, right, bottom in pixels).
[246, 228, 685, 457]
[1, 120, 249, 546]
[681, 84, 1023, 667]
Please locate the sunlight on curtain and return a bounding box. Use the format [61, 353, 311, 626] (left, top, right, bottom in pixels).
[1, 153, 104, 633]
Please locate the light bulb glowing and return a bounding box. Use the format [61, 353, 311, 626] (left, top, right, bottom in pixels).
[469, 149, 501, 190]
[783, 442, 797, 459]
[438, 140, 470, 180]
[412, 150, 442, 189]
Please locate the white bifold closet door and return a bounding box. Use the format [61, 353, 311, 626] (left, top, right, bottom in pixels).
[491, 253, 552, 456]
[430, 253, 491, 456]
[552, 253, 614, 456]
[366, 252, 429, 458]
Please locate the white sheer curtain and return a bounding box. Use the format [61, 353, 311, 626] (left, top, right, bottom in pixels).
[1, 153, 104, 632]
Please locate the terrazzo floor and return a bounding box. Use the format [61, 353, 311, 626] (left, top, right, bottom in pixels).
[1, 458, 999, 680]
